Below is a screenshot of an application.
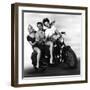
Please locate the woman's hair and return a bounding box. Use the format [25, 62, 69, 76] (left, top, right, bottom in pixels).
[28, 24, 34, 33]
[43, 18, 50, 25]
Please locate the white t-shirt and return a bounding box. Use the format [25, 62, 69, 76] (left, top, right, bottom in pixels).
[45, 26, 56, 37]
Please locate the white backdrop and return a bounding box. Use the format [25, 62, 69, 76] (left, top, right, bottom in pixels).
[0, 0, 89, 90]
[24, 12, 82, 69]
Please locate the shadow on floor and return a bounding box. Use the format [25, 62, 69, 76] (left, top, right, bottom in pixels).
[24, 60, 80, 77]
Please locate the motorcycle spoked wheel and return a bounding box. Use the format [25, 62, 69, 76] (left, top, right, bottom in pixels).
[62, 46, 78, 69]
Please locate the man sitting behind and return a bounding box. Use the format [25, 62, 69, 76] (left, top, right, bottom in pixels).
[34, 22, 46, 68]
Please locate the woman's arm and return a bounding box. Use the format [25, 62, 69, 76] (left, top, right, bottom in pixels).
[50, 20, 55, 27]
[27, 35, 36, 46]
[29, 41, 36, 46]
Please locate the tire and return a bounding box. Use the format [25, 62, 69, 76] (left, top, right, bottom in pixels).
[62, 46, 77, 68]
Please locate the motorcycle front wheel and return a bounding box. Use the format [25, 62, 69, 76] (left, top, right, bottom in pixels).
[62, 46, 78, 69]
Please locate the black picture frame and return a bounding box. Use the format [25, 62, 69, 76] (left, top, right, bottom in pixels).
[11, 3, 88, 87]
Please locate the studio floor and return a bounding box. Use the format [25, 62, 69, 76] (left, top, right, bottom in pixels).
[24, 60, 80, 77]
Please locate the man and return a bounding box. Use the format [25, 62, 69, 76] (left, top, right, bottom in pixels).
[35, 22, 45, 43]
[34, 22, 46, 68]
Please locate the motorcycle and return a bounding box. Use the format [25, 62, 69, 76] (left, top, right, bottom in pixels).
[31, 32, 78, 71]
[53, 32, 78, 68]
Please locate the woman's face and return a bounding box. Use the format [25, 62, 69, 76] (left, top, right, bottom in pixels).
[44, 21, 50, 28]
[28, 25, 34, 34]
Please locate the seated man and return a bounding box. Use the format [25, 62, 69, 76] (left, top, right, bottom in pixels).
[35, 22, 46, 43]
[35, 22, 46, 68]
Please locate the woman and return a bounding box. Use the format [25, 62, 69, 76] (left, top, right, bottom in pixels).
[43, 18, 56, 64]
[27, 24, 41, 69]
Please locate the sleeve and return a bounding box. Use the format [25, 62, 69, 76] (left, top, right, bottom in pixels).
[27, 35, 31, 41]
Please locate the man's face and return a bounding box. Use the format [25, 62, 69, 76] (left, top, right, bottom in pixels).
[37, 24, 43, 30]
[44, 21, 50, 28]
